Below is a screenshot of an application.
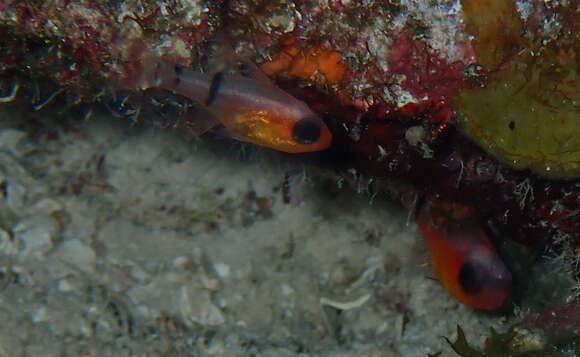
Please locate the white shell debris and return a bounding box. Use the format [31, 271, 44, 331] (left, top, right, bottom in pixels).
[180, 285, 225, 326]
[404, 126, 427, 147]
[31, 306, 50, 323]
[405, 126, 434, 159]
[0, 149, 46, 210]
[57, 278, 74, 292]
[53, 239, 97, 273]
[1, 181, 28, 212]
[320, 294, 371, 310]
[12, 216, 57, 259]
[212, 262, 230, 279]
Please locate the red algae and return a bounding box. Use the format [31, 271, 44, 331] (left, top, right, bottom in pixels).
[285, 82, 580, 247]
[0, 0, 472, 116]
[385, 29, 466, 116]
[0, 0, 215, 96]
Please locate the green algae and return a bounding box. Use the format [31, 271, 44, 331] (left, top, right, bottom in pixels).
[456, 0, 579, 179]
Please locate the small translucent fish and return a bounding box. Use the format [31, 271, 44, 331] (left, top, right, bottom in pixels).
[418, 199, 512, 311]
[140, 60, 332, 153]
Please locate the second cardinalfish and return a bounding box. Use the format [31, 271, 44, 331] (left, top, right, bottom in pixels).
[417, 199, 512, 311]
[139, 60, 332, 153]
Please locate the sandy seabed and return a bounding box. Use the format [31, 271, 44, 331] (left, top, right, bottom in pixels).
[0, 107, 512, 357]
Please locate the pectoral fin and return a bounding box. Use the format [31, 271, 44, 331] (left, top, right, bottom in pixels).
[182, 105, 220, 136]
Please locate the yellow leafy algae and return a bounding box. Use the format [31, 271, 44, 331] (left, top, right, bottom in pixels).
[456, 0, 579, 179]
[460, 0, 524, 70]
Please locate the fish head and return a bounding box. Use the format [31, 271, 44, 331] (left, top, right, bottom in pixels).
[419, 203, 512, 311]
[228, 108, 332, 153]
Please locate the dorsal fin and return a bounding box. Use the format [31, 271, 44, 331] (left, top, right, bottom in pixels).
[202, 33, 277, 88]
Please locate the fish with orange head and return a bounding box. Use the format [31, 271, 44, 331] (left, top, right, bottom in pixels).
[418, 198, 512, 311]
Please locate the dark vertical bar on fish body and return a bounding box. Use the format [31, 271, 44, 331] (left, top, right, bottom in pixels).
[173, 65, 183, 87]
[206, 72, 225, 106]
[152, 63, 213, 105]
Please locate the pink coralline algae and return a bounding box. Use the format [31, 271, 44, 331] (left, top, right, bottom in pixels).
[1, 0, 474, 114]
[0, 0, 215, 93]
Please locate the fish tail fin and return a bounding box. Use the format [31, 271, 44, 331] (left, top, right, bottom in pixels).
[141, 89, 220, 136]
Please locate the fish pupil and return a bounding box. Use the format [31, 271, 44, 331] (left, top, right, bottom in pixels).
[293, 118, 321, 144]
[458, 261, 485, 294]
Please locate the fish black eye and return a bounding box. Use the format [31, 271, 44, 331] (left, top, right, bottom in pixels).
[458, 261, 485, 294]
[293, 118, 322, 144]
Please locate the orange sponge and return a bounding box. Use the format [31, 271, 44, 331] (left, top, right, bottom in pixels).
[262, 40, 347, 85]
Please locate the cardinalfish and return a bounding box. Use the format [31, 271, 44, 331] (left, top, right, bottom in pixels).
[138, 60, 332, 153]
[417, 199, 512, 311]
